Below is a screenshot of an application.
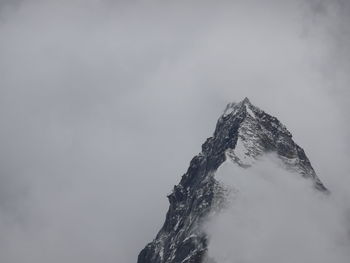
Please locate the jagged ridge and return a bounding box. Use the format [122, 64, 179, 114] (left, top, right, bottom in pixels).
[137, 98, 327, 263]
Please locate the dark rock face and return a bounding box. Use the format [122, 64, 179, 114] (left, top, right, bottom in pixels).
[137, 98, 327, 263]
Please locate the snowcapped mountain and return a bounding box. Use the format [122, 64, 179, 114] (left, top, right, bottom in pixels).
[137, 98, 328, 263]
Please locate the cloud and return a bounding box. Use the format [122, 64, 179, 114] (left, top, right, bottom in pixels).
[0, 0, 349, 262]
[205, 155, 350, 263]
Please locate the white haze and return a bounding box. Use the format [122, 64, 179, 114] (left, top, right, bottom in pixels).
[0, 0, 349, 262]
[205, 156, 350, 263]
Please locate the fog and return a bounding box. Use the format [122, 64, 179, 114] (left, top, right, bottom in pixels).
[205, 155, 350, 263]
[0, 0, 349, 262]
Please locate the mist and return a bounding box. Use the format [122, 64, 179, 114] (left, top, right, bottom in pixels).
[0, 0, 349, 262]
[205, 155, 350, 263]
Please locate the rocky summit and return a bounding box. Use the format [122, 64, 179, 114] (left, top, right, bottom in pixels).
[137, 98, 327, 263]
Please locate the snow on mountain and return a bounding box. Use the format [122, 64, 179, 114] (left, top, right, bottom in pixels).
[137, 98, 328, 263]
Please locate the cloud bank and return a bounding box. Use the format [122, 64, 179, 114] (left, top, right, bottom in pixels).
[205, 156, 350, 263]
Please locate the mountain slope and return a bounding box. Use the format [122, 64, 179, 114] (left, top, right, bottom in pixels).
[137, 98, 327, 263]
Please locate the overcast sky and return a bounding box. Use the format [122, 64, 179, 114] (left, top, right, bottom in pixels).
[0, 0, 349, 262]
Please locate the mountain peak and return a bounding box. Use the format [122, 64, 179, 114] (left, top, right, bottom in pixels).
[138, 99, 328, 263]
[242, 96, 251, 104]
[222, 97, 256, 118]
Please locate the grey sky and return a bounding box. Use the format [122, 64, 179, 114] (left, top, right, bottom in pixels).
[0, 0, 349, 262]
